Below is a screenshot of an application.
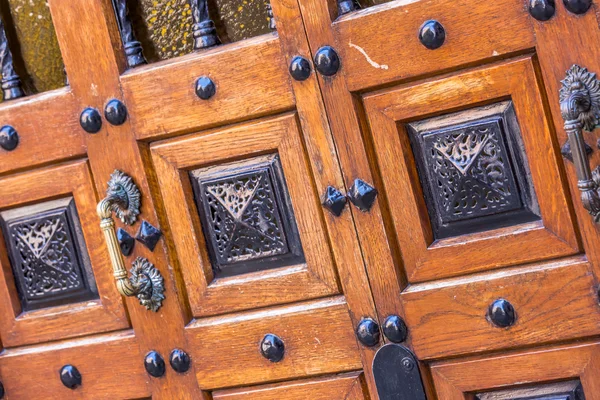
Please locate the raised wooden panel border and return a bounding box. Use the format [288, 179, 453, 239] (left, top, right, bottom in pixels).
[402, 256, 600, 360]
[363, 56, 579, 282]
[186, 297, 362, 390]
[0, 87, 85, 176]
[151, 113, 340, 317]
[431, 341, 600, 399]
[333, 0, 535, 91]
[213, 371, 367, 400]
[0, 160, 128, 347]
[0, 331, 149, 400]
[121, 34, 295, 141]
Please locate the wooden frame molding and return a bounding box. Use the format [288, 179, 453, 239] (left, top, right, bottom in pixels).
[363, 56, 579, 282]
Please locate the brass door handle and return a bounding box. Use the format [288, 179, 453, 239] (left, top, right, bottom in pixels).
[97, 170, 165, 311]
[560, 65, 600, 223]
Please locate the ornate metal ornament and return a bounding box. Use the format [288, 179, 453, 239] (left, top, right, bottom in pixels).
[373, 344, 426, 400]
[190, 0, 220, 50]
[559, 65, 600, 223]
[0, 19, 24, 101]
[97, 170, 165, 311]
[111, 0, 146, 68]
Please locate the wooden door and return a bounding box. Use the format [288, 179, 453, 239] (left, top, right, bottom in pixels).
[0, 0, 378, 399]
[293, 0, 600, 398]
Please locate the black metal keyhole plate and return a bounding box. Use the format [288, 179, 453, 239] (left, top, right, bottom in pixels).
[373, 344, 426, 400]
[0, 125, 18, 151]
[80, 107, 102, 134]
[104, 99, 128, 126]
[419, 20, 446, 50]
[289, 56, 312, 81]
[314, 46, 340, 77]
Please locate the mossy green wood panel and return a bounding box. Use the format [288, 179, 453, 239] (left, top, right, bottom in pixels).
[128, 0, 272, 62]
[2, 0, 65, 99]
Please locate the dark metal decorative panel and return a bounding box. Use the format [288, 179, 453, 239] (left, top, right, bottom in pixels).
[476, 380, 585, 400]
[0, 198, 98, 311]
[190, 154, 304, 278]
[407, 101, 540, 239]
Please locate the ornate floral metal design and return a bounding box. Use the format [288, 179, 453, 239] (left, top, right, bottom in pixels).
[0, 19, 24, 101]
[559, 65, 600, 223]
[112, 0, 147, 68]
[130, 257, 164, 312]
[408, 102, 539, 238]
[0, 198, 97, 311]
[97, 170, 165, 311]
[190, 0, 220, 50]
[190, 155, 304, 277]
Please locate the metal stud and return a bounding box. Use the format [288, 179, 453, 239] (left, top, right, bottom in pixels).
[117, 228, 135, 256]
[529, 0, 556, 21]
[382, 315, 408, 343]
[190, 0, 220, 50]
[419, 20, 446, 50]
[80, 107, 102, 134]
[135, 220, 162, 251]
[488, 298, 517, 328]
[144, 351, 166, 378]
[0, 125, 18, 151]
[195, 76, 216, 100]
[111, 0, 146, 68]
[563, 0, 592, 14]
[347, 179, 377, 212]
[60, 365, 82, 389]
[337, 0, 358, 16]
[170, 349, 191, 373]
[314, 46, 341, 77]
[260, 334, 285, 362]
[289, 56, 312, 82]
[322, 186, 348, 216]
[0, 19, 24, 101]
[104, 99, 128, 126]
[356, 318, 380, 347]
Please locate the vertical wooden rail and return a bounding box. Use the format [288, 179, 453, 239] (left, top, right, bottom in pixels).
[47, 0, 204, 398]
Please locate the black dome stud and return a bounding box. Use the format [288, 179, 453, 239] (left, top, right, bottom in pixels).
[0, 125, 18, 151]
[356, 318, 380, 347]
[104, 99, 128, 126]
[529, 0, 556, 21]
[322, 186, 348, 216]
[144, 351, 166, 378]
[419, 20, 446, 50]
[382, 315, 408, 343]
[563, 0, 592, 14]
[347, 179, 377, 212]
[314, 46, 341, 77]
[260, 334, 285, 362]
[169, 349, 191, 373]
[117, 228, 135, 256]
[289, 56, 312, 82]
[80, 107, 102, 134]
[59, 365, 82, 389]
[195, 76, 216, 100]
[488, 299, 517, 328]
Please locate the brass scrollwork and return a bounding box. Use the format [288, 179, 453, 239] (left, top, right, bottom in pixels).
[560, 65, 600, 223]
[97, 170, 165, 311]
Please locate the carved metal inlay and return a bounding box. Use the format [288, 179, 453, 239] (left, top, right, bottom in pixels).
[0, 198, 98, 311]
[130, 257, 165, 312]
[106, 170, 141, 226]
[190, 154, 304, 278]
[408, 101, 540, 239]
[0, 18, 24, 101]
[559, 65, 600, 224]
[476, 380, 585, 400]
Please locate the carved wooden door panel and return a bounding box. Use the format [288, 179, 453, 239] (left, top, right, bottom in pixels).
[294, 0, 600, 398]
[0, 0, 379, 399]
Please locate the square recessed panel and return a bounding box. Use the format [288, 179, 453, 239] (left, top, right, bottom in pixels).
[190, 154, 305, 278]
[0, 197, 98, 311]
[407, 101, 540, 240]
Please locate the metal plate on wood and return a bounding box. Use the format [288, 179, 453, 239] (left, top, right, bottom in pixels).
[0, 197, 98, 311]
[373, 344, 426, 400]
[190, 154, 304, 278]
[407, 101, 540, 239]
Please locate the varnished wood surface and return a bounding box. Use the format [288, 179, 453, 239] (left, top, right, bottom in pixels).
[213, 372, 368, 400]
[186, 297, 363, 389]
